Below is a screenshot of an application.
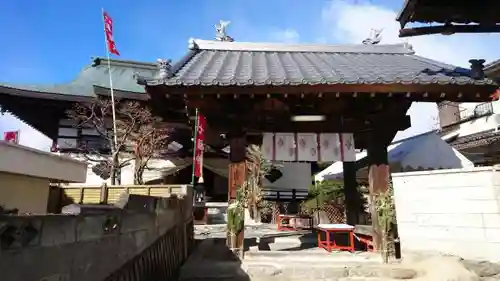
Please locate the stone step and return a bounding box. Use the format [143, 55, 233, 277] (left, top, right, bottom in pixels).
[254, 233, 317, 251]
[244, 250, 381, 261]
[270, 235, 316, 244]
[180, 261, 411, 281]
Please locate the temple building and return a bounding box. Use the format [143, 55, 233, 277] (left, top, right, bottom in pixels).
[0, 32, 496, 230]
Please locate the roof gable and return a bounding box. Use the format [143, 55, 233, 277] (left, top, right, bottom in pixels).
[72, 58, 156, 93]
[0, 57, 156, 100]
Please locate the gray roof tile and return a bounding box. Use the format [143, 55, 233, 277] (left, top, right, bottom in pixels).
[0, 58, 156, 98]
[160, 39, 495, 87]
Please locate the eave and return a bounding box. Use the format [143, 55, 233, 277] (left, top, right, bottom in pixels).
[397, 0, 500, 37]
[147, 83, 497, 103]
[399, 24, 500, 38]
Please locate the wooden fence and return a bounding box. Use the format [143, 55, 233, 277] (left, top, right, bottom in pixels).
[104, 218, 194, 281]
[48, 184, 190, 212]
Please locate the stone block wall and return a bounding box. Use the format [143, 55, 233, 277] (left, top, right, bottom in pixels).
[392, 167, 500, 261]
[0, 190, 193, 281]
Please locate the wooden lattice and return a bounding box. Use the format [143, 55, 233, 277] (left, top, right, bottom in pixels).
[320, 203, 346, 224]
[267, 201, 347, 225]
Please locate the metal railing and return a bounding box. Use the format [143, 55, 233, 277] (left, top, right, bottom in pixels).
[457, 102, 494, 121]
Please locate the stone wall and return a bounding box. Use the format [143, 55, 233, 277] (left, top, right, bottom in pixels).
[392, 167, 500, 261]
[0, 189, 193, 281]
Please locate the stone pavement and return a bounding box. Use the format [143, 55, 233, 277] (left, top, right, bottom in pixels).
[187, 225, 500, 281]
[194, 223, 302, 239]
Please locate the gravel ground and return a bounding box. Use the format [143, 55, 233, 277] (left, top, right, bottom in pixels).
[194, 224, 303, 239]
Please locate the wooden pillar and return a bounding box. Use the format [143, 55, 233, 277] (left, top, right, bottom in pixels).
[343, 162, 360, 225]
[227, 133, 247, 254]
[366, 136, 389, 251]
[228, 136, 247, 200]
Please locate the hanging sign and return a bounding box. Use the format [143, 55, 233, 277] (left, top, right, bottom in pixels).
[193, 113, 206, 177]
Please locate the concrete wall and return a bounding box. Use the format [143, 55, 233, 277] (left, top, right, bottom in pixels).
[0, 141, 87, 182]
[0, 172, 50, 214]
[0, 190, 193, 281]
[453, 113, 500, 137]
[392, 167, 500, 261]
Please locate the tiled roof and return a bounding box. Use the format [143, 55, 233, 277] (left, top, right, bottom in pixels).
[0, 58, 155, 99]
[148, 39, 496, 87]
[449, 129, 500, 150]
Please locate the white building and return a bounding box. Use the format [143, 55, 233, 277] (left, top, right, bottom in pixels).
[437, 61, 500, 165]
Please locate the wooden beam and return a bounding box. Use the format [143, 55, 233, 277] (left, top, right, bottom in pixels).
[153, 84, 496, 102]
[399, 24, 500, 38]
[396, 0, 419, 28]
[399, 3, 500, 27]
[207, 113, 411, 133]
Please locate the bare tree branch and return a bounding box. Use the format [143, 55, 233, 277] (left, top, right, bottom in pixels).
[66, 98, 170, 185]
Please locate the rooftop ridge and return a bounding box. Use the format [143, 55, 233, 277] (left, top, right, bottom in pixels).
[189, 39, 415, 55]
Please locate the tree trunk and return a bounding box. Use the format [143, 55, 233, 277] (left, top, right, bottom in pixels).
[133, 158, 145, 185]
[134, 168, 144, 185]
[110, 172, 116, 185]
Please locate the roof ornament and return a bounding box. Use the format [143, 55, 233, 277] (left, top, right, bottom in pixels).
[91, 57, 102, 67]
[469, 59, 486, 79]
[157, 59, 172, 80]
[188, 38, 198, 50]
[215, 20, 234, 42]
[362, 28, 383, 45]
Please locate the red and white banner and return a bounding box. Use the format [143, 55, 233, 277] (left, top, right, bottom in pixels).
[3, 131, 19, 144]
[193, 113, 206, 177]
[103, 11, 120, 56]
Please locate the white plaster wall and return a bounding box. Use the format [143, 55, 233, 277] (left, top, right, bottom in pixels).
[392, 167, 500, 261]
[451, 101, 500, 137]
[262, 162, 311, 190]
[63, 155, 189, 186]
[456, 114, 500, 137]
[0, 141, 87, 182]
[492, 100, 500, 114]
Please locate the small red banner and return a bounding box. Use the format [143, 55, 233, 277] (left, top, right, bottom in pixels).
[103, 11, 120, 56]
[4, 131, 19, 144]
[193, 113, 206, 177]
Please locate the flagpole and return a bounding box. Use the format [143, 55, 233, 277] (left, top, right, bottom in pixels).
[191, 108, 199, 185]
[101, 8, 119, 151]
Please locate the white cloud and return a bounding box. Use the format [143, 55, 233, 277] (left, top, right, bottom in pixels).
[0, 112, 52, 151]
[319, 0, 500, 141]
[270, 28, 301, 43]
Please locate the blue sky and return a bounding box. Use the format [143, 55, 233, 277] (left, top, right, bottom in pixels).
[0, 0, 410, 84]
[1, 0, 499, 149]
[0, 0, 327, 83]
